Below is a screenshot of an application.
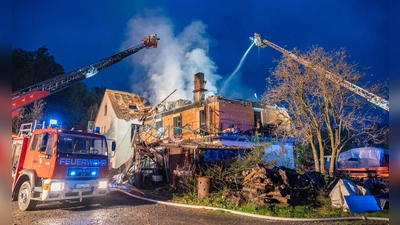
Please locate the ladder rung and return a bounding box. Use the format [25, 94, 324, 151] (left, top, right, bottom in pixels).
[17, 120, 45, 138]
[18, 123, 33, 137]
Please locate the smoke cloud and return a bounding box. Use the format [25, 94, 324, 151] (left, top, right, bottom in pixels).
[122, 12, 221, 105]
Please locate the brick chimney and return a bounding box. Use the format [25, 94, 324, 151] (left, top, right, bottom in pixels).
[193, 72, 207, 102]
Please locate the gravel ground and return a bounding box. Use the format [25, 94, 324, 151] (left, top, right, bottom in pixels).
[12, 191, 389, 225]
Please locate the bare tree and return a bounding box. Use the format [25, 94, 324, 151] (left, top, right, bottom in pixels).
[12, 100, 46, 134]
[261, 46, 387, 176]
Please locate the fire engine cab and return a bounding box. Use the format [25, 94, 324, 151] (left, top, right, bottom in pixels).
[12, 121, 115, 211]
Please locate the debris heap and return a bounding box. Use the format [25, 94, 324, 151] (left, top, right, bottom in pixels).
[230, 165, 325, 206]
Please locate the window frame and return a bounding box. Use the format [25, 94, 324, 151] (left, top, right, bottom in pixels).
[29, 134, 40, 151]
[173, 115, 182, 135]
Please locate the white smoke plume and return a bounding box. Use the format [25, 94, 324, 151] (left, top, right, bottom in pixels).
[121, 13, 221, 105]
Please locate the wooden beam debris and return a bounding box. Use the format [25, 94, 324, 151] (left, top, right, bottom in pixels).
[227, 164, 325, 206]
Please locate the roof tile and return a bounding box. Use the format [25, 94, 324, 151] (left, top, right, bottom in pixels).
[106, 89, 152, 121]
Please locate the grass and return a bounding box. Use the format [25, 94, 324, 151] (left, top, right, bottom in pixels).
[137, 181, 388, 225]
[166, 189, 389, 220]
[139, 145, 389, 222]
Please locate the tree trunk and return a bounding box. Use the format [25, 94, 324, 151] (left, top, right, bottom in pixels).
[315, 130, 325, 174]
[310, 138, 319, 172]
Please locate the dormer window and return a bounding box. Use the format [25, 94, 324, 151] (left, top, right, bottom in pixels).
[129, 104, 138, 110]
[128, 103, 139, 113]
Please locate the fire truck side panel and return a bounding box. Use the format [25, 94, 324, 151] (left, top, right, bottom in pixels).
[12, 138, 29, 192]
[22, 137, 36, 170]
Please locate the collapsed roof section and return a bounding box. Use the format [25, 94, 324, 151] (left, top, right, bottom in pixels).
[152, 94, 291, 133]
[106, 89, 152, 122]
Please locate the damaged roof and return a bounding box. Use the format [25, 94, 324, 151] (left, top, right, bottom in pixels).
[106, 89, 152, 121]
[161, 138, 250, 150]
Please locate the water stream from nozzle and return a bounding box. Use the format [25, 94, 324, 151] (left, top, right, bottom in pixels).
[219, 42, 255, 95]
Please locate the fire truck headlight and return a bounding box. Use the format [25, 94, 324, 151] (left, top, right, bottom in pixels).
[98, 181, 108, 189]
[50, 182, 64, 191]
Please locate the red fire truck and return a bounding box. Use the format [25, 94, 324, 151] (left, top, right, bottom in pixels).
[11, 34, 159, 211]
[12, 121, 115, 211]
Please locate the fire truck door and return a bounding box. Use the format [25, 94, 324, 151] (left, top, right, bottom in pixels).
[12, 142, 22, 175]
[23, 134, 40, 169]
[33, 132, 53, 178]
[12, 141, 23, 186]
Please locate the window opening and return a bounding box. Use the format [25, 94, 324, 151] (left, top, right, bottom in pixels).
[173, 116, 182, 135]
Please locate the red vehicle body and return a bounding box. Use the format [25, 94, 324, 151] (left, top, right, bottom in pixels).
[11, 34, 157, 211]
[12, 123, 114, 211]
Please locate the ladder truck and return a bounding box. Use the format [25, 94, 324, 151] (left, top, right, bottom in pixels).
[250, 33, 389, 112]
[12, 34, 159, 118]
[12, 34, 159, 211]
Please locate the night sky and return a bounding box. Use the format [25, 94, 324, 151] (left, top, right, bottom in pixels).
[13, 0, 389, 123]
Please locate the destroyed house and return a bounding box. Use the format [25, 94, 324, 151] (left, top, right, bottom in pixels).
[142, 72, 291, 142]
[142, 95, 291, 141]
[140, 73, 294, 177]
[94, 89, 152, 169]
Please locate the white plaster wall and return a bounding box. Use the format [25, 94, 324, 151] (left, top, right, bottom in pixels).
[113, 120, 134, 169]
[94, 93, 119, 168]
[94, 94, 114, 135]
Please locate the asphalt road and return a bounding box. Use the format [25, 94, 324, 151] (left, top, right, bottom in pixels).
[12, 191, 387, 225]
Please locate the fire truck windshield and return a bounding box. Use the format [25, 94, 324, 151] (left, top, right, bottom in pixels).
[57, 133, 108, 156]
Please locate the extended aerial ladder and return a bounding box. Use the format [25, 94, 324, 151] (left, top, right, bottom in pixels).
[12, 34, 159, 118]
[251, 33, 389, 112]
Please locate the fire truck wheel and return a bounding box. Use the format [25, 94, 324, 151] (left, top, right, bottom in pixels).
[80, 197, 94, 206]
[18, 181, 38, 211]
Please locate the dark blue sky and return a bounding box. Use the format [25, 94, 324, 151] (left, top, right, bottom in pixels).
[13, 0, 389, 122]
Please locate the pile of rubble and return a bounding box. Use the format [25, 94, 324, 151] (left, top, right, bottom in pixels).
[226, 164, 325, 206]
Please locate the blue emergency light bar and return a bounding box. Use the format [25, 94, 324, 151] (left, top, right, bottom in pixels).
[49, 119, 58, 125]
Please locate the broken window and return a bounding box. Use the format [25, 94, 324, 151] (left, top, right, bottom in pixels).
[156, 120, 162, 131]
[129, 104, 138, 110]
[199, 110, 206, 134]
[173, 116, 182, 135]
[254, 112, 261, 126]
[199, 110, 205, 127]
[128, 103, 139, 113]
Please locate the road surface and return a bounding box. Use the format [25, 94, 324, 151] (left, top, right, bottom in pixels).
[12, 191, 387, 225]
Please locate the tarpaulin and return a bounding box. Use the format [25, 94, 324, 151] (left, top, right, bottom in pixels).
[337, 147, 388, 168]
[329, 178, 370, 212]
